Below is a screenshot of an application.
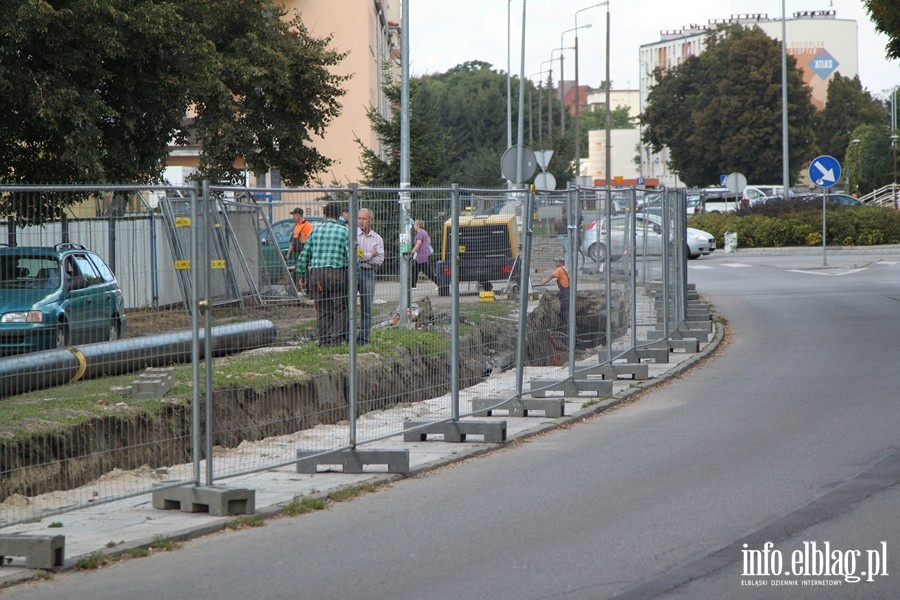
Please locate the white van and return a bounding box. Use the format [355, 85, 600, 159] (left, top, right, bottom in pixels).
[700, 188, 741, 213]
[743, 185, 789, 206]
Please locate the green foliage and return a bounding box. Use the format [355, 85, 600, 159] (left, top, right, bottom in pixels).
[359, 61, 576, 188]
[225, 514, 265, 529]
[844, 123, 895, 195]
[689, 203, 900, 247]
[76, 551, 109, 570]
[865, 0, 900, 61]
[0, 0, 348, 222]
[641, 26, 816, 187]
[815, 74, 887, 166]
[281, 495, 327, 516]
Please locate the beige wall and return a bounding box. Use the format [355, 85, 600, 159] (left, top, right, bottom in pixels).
[282, 1, 400, 186]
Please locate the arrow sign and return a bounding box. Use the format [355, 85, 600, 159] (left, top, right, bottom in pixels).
[808, 155, 841, 189]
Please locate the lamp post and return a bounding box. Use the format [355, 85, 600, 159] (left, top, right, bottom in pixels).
[891, 134, 898, 208]
[507, 0, 513, 153]
[574, 2, 607, 180]
[549, 47, 572, 140]
[851, 138, 861, 197]
[560, 24, 590, 137]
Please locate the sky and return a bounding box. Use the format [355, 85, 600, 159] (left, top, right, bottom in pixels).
[408, 0, 899, 99]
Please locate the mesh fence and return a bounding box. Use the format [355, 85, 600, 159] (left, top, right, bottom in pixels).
[0, 183, 691, 527]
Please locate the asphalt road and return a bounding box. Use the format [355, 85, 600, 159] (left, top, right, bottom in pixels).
[6, 248, 900, 600]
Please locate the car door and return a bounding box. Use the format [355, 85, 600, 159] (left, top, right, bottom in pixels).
[64, 254, 104, 343]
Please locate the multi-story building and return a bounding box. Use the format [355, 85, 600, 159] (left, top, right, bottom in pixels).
[594, 10, 859, 188]
[166, 0, 400, 211]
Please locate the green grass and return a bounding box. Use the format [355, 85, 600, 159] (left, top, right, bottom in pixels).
[225, 514, 265, 529]
[281, 496, 327, 517]
[76, 551, 109, 570]
[327, 483, 376, 502]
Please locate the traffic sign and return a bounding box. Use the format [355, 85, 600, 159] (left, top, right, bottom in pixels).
[534, 172, 556, 191]
[719, 174, 727, 187]
[808, 155, 841, 188]
[724, 172, 747, 194]
[500, 145, 538, 183]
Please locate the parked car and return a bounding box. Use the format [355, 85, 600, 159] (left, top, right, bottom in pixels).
[0, 243, 126, 354]
[259, 216, 323, 280]
[581, 213, 715, 263]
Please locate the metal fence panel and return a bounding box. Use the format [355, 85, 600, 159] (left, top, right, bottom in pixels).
[0, 182, 695, 528]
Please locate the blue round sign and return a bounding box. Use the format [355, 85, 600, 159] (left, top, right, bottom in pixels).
[808, 155, 842, 188]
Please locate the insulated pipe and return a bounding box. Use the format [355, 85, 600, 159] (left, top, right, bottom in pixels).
[0, 350, 81, 398]
[0, 320, 277, 398]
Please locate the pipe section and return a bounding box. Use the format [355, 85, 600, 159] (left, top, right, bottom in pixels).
[0, 320, 277, 398]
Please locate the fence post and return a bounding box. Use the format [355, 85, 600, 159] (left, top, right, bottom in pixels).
[450, 184, 460, 420]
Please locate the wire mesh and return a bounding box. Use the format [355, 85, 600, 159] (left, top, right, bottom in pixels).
[0, 183, 695, 527]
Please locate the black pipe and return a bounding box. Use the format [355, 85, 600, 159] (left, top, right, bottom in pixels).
[0, 349, 81, 398]
[0, 320, 277, 397]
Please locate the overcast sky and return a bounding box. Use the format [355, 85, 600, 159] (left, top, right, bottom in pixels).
[408, 0, 898, 99]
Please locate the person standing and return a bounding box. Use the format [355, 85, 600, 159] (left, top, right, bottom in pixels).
[285, 207, 314, 266]
[356, 208, 384, 345]
[539, 256, 570, 326]
[410, 219, 435, 289]
[297, 202, 350, 347]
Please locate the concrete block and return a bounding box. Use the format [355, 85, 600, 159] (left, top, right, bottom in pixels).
[472, 396, 565, 418]
[0, 535, 65, 569]
[529, 378, 613, 398]
[620, 348, 670, 364]
[151, 485, 255, 517]
[403, 420, 507, 443]
[577, 363, 649, 380]
[132, 367, 175, 399]
[296, 449, 410, 474]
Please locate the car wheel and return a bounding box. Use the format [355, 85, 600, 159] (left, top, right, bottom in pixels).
[687, 244, 699, 260]
[55, 322, 68, 348]
[108, 319, 120, 342]
[588, 243, 606, 263]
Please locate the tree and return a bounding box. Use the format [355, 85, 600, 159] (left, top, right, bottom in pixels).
[184, 1, 348, 185]
[815, 74, 886, 166]
[865, 0, 900, 61]
[359, 61, 575, 188]
[355, 75, 455, 187]
[846, 123, 894, 195]
[641, 26, 817, 187]
[0, 0, 348, 223]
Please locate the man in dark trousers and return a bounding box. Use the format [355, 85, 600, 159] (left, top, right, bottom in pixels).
[296, 202, 350, 347]
[539, 256, 570, 327]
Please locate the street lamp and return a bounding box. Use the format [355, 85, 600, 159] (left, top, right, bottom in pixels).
[507, 0, 513, 153]
[560, 24, 591, 137]
[549, 46, 573, 139]
[574, 2, 607, 179]
[851, 138, 861, 197]
[891, 134, 898, 208]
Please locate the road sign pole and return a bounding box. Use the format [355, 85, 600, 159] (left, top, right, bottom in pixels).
[808, 155, 841, 268]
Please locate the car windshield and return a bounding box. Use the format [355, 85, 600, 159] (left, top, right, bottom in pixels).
[0, 255, 60, 289]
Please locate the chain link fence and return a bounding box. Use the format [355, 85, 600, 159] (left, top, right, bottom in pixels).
[0, 183, 694, 527]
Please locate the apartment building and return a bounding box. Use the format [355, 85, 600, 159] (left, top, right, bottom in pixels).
[633, 10, 858, 187]
[166, 0, 400, 205]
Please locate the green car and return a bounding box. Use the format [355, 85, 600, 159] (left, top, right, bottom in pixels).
[0, 243, 126, 355]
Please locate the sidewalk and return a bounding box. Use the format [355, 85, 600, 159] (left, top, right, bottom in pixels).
[0, 316, 721, 589]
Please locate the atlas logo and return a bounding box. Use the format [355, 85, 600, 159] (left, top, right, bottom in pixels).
[808, 48, 839, 80]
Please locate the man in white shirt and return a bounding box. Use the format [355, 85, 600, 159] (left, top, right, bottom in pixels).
[356, 208, 385, 345]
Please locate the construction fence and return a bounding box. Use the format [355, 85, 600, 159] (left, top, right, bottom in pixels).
[0, 183, 697, 528]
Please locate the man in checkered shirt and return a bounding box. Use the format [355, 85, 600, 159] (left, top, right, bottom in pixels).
[297, 202, 351, 347]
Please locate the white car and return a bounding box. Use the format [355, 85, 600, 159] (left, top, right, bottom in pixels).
[581, 213, 715, 262]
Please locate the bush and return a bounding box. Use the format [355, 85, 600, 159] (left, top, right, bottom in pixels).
[689, 203, 900, 248]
